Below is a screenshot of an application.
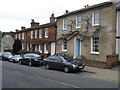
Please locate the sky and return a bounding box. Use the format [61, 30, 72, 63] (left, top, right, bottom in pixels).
[0, 0, 112, 32]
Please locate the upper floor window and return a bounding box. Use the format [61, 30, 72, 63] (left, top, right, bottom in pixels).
[45, 28, 48, 38]
[19, 33, 20, 40]
[62, 41, 67, 51]
[44, 44, 48, 53]
[91, 37, 99, 54]
[22, 33, 24, 40]
[39, 29, 42, 38]
[31, 31, 33, 39]
[92, 11, 99, 26]
[35, 30, 38, 38]
[76, 16, 81, 28]
[63, 19, 67, 30]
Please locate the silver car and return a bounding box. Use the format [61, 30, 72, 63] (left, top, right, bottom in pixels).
[10, 55, 22, 62]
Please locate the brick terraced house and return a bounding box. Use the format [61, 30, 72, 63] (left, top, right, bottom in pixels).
[56, 1, 118, 68]
[14, 14, 57, 56]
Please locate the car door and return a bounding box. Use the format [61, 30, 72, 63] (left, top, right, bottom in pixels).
[54, 56, 64, 70]
[23, 54, 29, 64]
[47, 56, 56, 68]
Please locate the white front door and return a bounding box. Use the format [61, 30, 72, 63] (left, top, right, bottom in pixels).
[51, 42, 56, 55]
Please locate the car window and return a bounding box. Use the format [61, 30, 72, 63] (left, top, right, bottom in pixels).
[56, 56, 63, 62]
[48, 56, 56, 61]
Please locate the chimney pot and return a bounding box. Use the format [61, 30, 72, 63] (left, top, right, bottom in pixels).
[31, 19, 34, 22]
[65, 10, 69, 13]
[21, 26, 25, 30]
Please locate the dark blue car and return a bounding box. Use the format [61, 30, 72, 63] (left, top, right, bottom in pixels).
[19, 53, 44, 66]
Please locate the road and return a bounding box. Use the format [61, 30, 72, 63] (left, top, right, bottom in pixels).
[1, 61, 118, 88]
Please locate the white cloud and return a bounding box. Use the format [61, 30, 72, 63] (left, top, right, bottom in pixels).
[0, 0, 110, 32]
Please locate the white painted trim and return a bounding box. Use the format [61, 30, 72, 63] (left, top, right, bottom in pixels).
[44, 44, 48, 54]
[51, 42, 56, 55]
[63, 19, 67, 30]
[92, 10, 99, 26]
[76, 16, 81, 28]
[74, 37, 81, 58]
[90, 37, 100, 55]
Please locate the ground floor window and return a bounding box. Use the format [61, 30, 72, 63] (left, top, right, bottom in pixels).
[44, 44, 48, 53]
[35, 45, 38, 52]
[62, 41, 67, 51]
[39, 45, 42, 53]
[91, 37, 99, 54]
[27, 44, 29, 51]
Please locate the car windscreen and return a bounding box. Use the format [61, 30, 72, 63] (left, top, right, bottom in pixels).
[62, 55, 74, 62]
[30, 54, 40, 58]
[4, 53, 12, 56]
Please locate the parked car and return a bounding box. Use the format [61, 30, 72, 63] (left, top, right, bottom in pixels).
[19, 53, 44, 66]
[44, 55, 85, 73]
[0, 52, 3, 60]
[9, 55, 22, 62]
[2, 52, 13, 61]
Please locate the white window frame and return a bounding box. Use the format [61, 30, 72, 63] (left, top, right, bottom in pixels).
[45, 28, 48, 38]
[90, 37, 99, 54]
[27, 44, 29, 51]
[39, 29, 42, 38]
[39, 45, 42, 53]
[92, 11, 99, 26]
[63, 19, 67, 30]
[35, 30, 38, 38]
[44, 44, 48, 54]
[35, 45, 37, 52]
[76, 16, 81, 28]
[31, 31, 33, 39]
[62, 41, 67, 51]
[22, 33, 24, 40]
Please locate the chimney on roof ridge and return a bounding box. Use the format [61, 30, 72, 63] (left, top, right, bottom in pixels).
[65, 10, 69, 13]
[31, 19, 39, 27]
[15, 29, 19, 32]
[50, 13, 55, 23]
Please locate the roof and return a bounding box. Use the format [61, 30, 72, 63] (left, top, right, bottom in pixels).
[15, 22, 56, 33]
[57, 2, 113, 19]
[116, 2, 120, 10]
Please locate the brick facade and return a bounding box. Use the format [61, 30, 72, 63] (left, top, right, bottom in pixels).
[13, 14, 57, 56]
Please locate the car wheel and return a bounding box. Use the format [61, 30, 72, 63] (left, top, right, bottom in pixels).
[29, 61, 33, 66]
[19, 60, 22, 65]
[64, 66, 69, 73]
[45, 64, 50, 70]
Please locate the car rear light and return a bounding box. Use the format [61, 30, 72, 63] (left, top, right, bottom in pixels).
[33, 58, 38, 60]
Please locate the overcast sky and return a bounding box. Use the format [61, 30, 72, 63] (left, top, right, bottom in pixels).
[0, 0, 111, 32]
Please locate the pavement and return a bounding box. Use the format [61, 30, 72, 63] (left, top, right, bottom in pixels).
[83, 65, 119, 83]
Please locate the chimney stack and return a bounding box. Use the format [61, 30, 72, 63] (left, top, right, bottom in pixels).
[50, 13, 55, 23]
[15, 29, 19, 32]
[31, 19, 39, 27]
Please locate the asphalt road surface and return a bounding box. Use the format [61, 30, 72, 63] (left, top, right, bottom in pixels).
[1, 61, 118, 88]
